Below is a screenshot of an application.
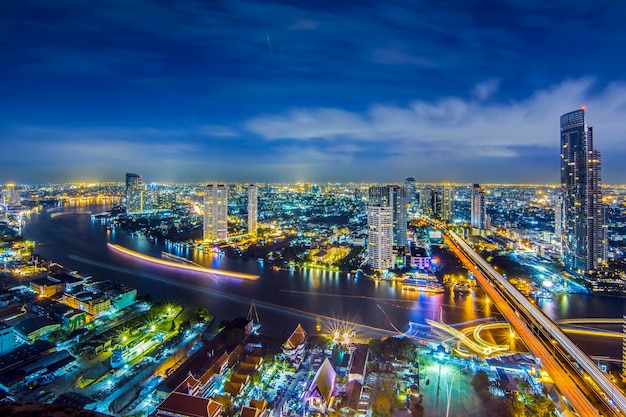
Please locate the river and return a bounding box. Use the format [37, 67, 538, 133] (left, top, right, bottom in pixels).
[22, 202, 624, 358]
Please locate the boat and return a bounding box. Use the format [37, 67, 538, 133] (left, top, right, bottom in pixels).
[402, 278, 445, 293]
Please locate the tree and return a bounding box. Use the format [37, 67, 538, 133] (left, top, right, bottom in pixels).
[372, 389, 400, 417]
[194, 307, 209, 323]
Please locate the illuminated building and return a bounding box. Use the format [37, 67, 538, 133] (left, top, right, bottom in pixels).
[441, 185, 455, 222]
[368, 185, 407, 247]
[282, 323, 306, 361]
[430, 189, 439, 217]
[203, 183, 228, 241]
[623, 315, 626, 382]
[419, 187, 431, 216]
[367, 204, 393, 270]
[0, 323, 14, 356]
[560, 108, 607, 273]
[305, 358, 336, 413]
[471, 184, 487, 230]
[248, 184, 257, 237]
[405, 177, 416, 202]
[125, 173, 144, 213]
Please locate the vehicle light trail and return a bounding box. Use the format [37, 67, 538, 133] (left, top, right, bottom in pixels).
[445, 233, 603, 417]
[107, 243, 259, 280]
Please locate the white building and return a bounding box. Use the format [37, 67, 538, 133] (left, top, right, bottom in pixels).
[367, 204, 393, 270]
[203, 184, 228, 241]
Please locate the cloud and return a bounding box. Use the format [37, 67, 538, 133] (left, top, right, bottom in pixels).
[472, 79, 500, 100]
[245, 78, 626, 161]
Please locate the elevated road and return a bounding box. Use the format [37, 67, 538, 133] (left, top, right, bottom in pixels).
[444, 229, 626, 417]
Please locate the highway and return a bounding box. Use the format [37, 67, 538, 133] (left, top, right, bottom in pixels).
[444, 229, 626, 417]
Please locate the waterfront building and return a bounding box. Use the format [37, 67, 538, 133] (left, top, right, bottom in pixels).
[368, 185, 408, 247]
[560, 108, 607, 273]
[203, 183, 228, 241]
[248, 184, 258, 237]
[367, 204, 393, 270]
[125, 173, 144, 213]
[282, 323, 306, 361]
[441, 185, 455, 222]
[471, 184, 487, 230]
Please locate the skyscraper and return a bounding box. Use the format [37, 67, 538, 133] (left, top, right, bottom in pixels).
[405, 177, 416, 203]
[248, 184, 258, 237]
[470, 184, 486, 230]
[368, 185, 407, 247]
[203, 184, 228, 241]
[367, 204, 393, 270]
[125, 173, 144, 213]
[560, 108, 607, 273]
[441, 185, 455, 222]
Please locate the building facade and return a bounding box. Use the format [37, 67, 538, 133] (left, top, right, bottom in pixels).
[368, 185, 407, 247]
[560, 109, 607, 274]
[470, 184, 486, 230]
[248, 184, 258, 237]
[441, 185, 455, 222]
[203, 184, 228, 241]
[125, 173, 144, 213]
[367, 204, 393, 270]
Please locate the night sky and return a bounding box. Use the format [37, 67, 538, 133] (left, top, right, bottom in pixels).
[2, 1, 626, 184]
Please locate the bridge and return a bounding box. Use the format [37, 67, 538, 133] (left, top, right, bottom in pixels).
[444, 228, 626, 417]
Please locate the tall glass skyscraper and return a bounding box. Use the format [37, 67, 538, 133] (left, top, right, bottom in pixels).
[470, 184, 486, 230]
[441, 185, 455, 222]
[125, 173, 144, 213]
[560, 108, 607, 274]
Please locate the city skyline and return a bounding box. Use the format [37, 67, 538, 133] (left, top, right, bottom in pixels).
[3, 2, 626, 183]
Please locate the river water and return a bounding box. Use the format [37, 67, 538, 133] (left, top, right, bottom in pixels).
[22, 202, 624, 358]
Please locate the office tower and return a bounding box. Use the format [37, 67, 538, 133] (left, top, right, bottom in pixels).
[405, 177, 416, 202]
[470, 184, 486, 230]
[367, 204, 393, 270]
[368, 186, 407, 247]
[430, 189, 440, 217]
[248, 184, 258, 237]
[441, 185, 455, 222]
[203, 184, 228, 241]
[125, 173, 144, 213]
[419, 188, 431, 216]
[560, 108, 607, 273]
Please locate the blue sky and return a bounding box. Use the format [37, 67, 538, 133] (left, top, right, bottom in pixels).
[2, 0, 626, 184]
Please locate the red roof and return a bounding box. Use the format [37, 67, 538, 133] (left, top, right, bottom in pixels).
[156, 392, 222, 417]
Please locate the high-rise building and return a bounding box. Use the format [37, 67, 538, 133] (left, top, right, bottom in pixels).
[405, 177, 416, 203]
[441, 185, 455, 222]
[125, 173, 144, 213]
[4, 183, 14, 206]
[419, 188, 431, 216]
[470, 184, 486, 230]
[203, 184, 228, 241]
[560, 108, 607, 273]
[367, 204, 393, 270]
[368, 185, 407, 247]
[430, 189, 440, 217]
[248, 184, 258, 237]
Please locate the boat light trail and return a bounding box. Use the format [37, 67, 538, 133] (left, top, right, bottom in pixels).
[107, 243, 259, 280]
